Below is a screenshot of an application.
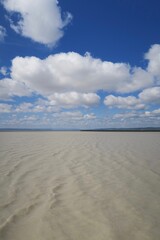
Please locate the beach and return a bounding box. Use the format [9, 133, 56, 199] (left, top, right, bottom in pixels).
[0, 131, 160, 240]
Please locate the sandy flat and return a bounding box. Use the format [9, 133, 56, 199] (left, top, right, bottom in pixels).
[0, 131, 160, 240]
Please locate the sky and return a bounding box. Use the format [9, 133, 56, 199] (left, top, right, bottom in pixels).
[0, 0, 160, 129]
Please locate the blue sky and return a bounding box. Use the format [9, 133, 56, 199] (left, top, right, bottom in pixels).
[0, 0, 160, 129]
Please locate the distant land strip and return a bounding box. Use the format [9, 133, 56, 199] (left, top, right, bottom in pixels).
[0, 128, 160, 132]
[81, 128, 160, 132]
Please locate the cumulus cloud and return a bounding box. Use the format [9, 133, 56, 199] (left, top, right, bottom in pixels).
[2, 0, 72, 46]
[114, 108, 160, 120]
[10, 52, 153, 96]
[23, 115, 38, 121]
[54, 111, 83, 119]
[53, 111, 84, 121]
[1, 44, 160, 114]
[13, 92, 99, 113]
[142, 109, 160, 118]
[113, 112, 138, 119]
[53, 111, 96, 122]
[152, 108, 160, 115]
[0, 109, 97, 129]
[0, 103, 12, 112]
[0, 25, 6, 41]
[83, 113, 96, 120]
[126, 67, 153, 92]
[104, 86, 160, 109]
[104, 95, 145, 109]
[145, 44, 160, 82]
[0, 78, 31, 100]
[0, 67, 8, 76]
[15, 102, 33, 112]
[14, 100, 59, 113]
[49, 92, 100, 108]
[110, 108, 160, 128]
[139, 87, 160, 104]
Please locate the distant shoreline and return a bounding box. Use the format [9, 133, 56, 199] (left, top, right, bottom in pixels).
[0, 128, 160, 132]
[81, 129, 160, 132]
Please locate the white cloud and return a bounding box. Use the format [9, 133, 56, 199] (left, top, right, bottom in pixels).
[15, 102, 33, 112]
[0, 67, 8, 76]
[49, 92, 100, 108]
[56, 111, 82, 117]
[145, 44, 160, 82]
[144, 109, 160, 117]
[13, 92, 99, 113]
[139, 87, 160, 104]
[110, 108, 160, 128]
[0, 78, 31, 100]
[114, 108, 160, 120]
[14, 100, 60, 113]
[104, 86, 160, 109]
[125, 67, 153, 93]
[0, 45, 160, 115]
[152, 108, 160, 115]
[0, 103, 12, 112]
[0, 25, 7, 41]
[113, 112, 138, 119]
[53, 111, 83, 121]
[104, 95, 145, 109]
[2, 0, 72, 46]
[0, 109, 96, 129]
[84, 113, 96, 120]
[53, 111, 96, 122]
[23, 115, 38, 121]
[10, 52, 153, 96]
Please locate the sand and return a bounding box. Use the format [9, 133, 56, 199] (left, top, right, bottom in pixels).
[0, 131, 160, 240]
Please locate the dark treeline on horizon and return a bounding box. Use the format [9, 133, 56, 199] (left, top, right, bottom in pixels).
[0, 128, 160, 132]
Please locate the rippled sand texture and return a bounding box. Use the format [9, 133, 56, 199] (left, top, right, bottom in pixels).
[0, 132, 160, 240]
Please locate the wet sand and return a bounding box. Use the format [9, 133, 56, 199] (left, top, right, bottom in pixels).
[0, 131, 160, 240]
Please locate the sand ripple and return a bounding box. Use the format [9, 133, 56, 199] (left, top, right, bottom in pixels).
[0, 131, 160, 240]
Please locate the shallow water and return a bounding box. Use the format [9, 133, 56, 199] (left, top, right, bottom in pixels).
[0, 131, 160, 240]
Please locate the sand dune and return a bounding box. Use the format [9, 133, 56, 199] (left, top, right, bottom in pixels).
[0, 131, 160, 240]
